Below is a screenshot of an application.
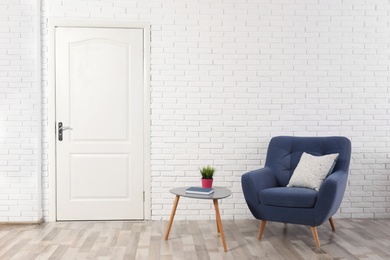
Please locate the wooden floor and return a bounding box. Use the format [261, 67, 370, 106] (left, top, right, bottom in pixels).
[1, 219, 390, 259]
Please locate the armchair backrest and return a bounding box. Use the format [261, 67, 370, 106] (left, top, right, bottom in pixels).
[265, 136, 352, 187]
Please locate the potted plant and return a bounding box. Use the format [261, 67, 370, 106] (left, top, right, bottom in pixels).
[200, 165, 215, 188]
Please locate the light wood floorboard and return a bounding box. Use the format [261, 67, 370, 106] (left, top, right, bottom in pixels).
[0, 219, 389, 259]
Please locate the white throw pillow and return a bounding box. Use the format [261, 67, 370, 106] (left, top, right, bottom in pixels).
[287, 152, 339, 191]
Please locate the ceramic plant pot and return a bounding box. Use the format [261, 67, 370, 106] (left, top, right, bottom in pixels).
[201, 178, 213, 188]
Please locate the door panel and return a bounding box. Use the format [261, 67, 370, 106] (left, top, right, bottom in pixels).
[55, 27, 144, 220]
[70, 39, 129, 142]
[70, 154, 130, 199]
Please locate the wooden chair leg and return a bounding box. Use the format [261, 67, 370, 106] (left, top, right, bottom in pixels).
[257, 220, 267, 240]
[329, 217, 336, 231]
[310, 226, 320, 248]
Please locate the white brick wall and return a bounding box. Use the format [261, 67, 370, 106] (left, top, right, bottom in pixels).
[0, 0, 41, 222]
[5, 0, 389, 222]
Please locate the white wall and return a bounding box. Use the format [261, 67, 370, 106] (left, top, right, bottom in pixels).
[3, 0, 390, 222]
[0, 0, 41, 222]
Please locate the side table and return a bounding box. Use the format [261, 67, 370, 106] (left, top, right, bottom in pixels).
[164, 186, 231, 252]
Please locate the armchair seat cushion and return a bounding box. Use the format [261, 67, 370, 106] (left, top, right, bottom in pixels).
[258, 187, 317, 208]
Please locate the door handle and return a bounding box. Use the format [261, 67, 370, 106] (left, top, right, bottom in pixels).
[58, 122, 72, 141]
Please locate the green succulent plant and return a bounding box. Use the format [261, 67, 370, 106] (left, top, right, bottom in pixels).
[200, 165, 215, 179]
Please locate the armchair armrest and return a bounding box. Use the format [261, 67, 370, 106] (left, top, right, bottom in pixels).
[242, 167, 278, 192]
[314, 170, 348, 225]
[241, 167, 278, 219]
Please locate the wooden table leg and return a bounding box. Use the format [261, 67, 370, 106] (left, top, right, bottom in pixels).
[213, 199, 227, 252]
[164, 195, 180, 240]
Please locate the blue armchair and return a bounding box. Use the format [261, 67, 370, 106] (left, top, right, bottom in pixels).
[241, 136, 351, 248]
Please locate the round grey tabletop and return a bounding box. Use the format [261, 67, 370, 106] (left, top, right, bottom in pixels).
[169, 186, 231, 200]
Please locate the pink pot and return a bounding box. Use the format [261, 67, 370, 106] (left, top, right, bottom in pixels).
[201, 178, 213, 188]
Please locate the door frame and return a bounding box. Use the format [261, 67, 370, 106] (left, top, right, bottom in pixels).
[47, 19, 151, 222]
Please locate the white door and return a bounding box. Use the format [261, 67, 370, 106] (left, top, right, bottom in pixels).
[55, 27, 144, 220]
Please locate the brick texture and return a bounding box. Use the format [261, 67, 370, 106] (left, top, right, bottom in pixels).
[0, 0, 41, 222]
[10, 0, 390, 221]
